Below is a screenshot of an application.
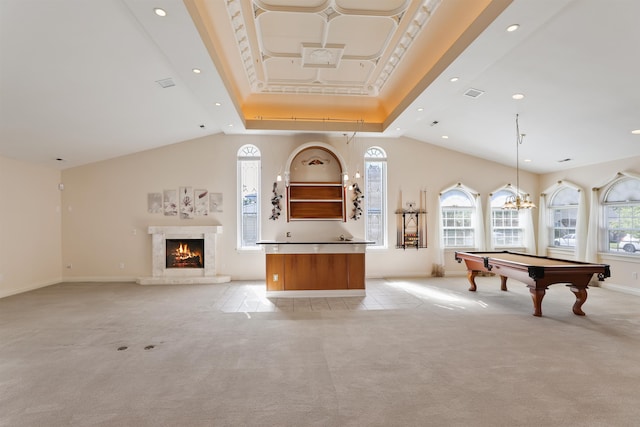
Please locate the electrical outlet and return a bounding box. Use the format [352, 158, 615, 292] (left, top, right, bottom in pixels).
[132, 228, 137, 235]
[119, 262, 125, 269]
[632, 272, 638, 280]
[272, 274, 279, 282]
[66, 264, 72, 269]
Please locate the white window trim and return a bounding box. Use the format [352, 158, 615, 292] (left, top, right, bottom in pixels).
[364, 147, 388, 249]
[237, 145, 261, 251]
[487, 187, 535, 253]
[439, 186, 480, 250]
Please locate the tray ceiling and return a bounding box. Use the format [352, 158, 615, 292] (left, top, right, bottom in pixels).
[186, 0, 512, 132]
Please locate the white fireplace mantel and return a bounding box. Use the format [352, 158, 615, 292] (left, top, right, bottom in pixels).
[137, 225, 230, 285]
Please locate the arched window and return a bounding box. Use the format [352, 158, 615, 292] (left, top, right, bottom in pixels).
[603, 176, 640, 254]
[237, 145, 261, 250]
[440, 188, 476, 247]
[364, 147, 387, 248]
[549, 187, 580, 247]
[490, 188, 524, 248]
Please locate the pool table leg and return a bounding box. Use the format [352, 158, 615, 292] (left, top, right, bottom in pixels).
[467, 271, 478, 291]
[529, 288, 546, 317]
[499, 275, 508, 291]
[569, 286, 588, 316]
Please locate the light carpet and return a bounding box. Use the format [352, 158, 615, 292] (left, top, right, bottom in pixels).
[1, 276, 640, 427]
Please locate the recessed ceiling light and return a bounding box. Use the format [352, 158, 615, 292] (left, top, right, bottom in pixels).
[396, 127, 401, 131]
[512, 93, 525, 100]
[450, 77, 459, 82]
[524, 159, 531, 162]
[506, 24, 520, 32]
[154, 8, 167, 17]
[417, 107, 424, 112]
[192, 68, 201, 74]
[442, 135, 449, 139]
[228, 124, 233, 127]
[215, 102, 221, 106]
[632, 129, 640, 135]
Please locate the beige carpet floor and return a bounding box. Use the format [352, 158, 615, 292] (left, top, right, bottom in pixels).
[1, 276, 640, 427]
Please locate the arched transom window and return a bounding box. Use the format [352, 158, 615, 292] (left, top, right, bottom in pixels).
[441, 189, 476, 247]
[237, 144, 261, 250]
[604, 176, 640, 254]
[364, 147, 387, 248]
[549, 187, 580, 247]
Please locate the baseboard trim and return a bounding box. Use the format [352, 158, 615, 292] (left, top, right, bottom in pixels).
[62, 276, 138, 283]
[599, 282, 640, 297]
[0, 278, 61, 299]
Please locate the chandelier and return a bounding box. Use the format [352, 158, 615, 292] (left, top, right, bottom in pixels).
[502, 114, 536, 210]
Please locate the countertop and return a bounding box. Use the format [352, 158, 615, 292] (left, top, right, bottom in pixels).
[256, 238, 374, 245]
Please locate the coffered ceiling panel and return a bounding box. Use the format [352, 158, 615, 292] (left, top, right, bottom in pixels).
[328, 16, 396, 58]
[255, 4, 406, 96]
[257, 12, 325, 56]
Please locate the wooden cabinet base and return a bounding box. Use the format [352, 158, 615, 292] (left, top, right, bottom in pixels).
[266, 253, 365, 291]
[265, 254, 285, 291]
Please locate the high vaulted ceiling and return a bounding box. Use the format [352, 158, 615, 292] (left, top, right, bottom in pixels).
[1, 0, 639, 174]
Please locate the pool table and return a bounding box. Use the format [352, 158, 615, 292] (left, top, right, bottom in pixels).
[454, 251, 610, 317]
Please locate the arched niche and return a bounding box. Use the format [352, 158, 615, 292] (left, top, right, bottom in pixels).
[284, 142, 347, 185]
[284, 142, 347, 221]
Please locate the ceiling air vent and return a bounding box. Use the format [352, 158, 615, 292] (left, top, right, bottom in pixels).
[156, 78, 176, 88]
[463, 88, 484, 98]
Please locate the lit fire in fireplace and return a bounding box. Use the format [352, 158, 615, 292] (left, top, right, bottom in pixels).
[166, 239, 204, 268]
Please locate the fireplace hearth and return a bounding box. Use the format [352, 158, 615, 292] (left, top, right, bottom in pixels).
[137, 226, 230, 285]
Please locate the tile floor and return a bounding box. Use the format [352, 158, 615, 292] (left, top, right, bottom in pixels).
[212, 277, 468, 313]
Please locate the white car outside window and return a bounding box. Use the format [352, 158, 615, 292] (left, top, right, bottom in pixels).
[618, 235, 640, 253]
[553, 234, 576, 246]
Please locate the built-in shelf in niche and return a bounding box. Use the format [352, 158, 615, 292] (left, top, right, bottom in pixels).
[288, 182, 345, 220]
[285, 143, 347, 222]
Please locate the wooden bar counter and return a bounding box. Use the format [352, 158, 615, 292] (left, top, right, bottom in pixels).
[257, 239, 373, 296]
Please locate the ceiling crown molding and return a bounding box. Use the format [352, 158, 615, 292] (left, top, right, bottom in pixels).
[224, 0, 441, 97]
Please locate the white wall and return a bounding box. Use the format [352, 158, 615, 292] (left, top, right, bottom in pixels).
[4, 132, 637, 297]
[59, 133, 537, 281]
[4, 133, 637, 297]
[0, 156, 62, 297]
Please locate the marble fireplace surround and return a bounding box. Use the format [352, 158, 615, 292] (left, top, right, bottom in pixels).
[137, 226, 230, 285]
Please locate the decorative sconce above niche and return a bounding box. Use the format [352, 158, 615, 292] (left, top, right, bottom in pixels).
[283, 142, 348, 222]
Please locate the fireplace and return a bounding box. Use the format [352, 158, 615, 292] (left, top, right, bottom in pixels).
[137, 226, 230, 285]
[166, 239, 204, 268]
